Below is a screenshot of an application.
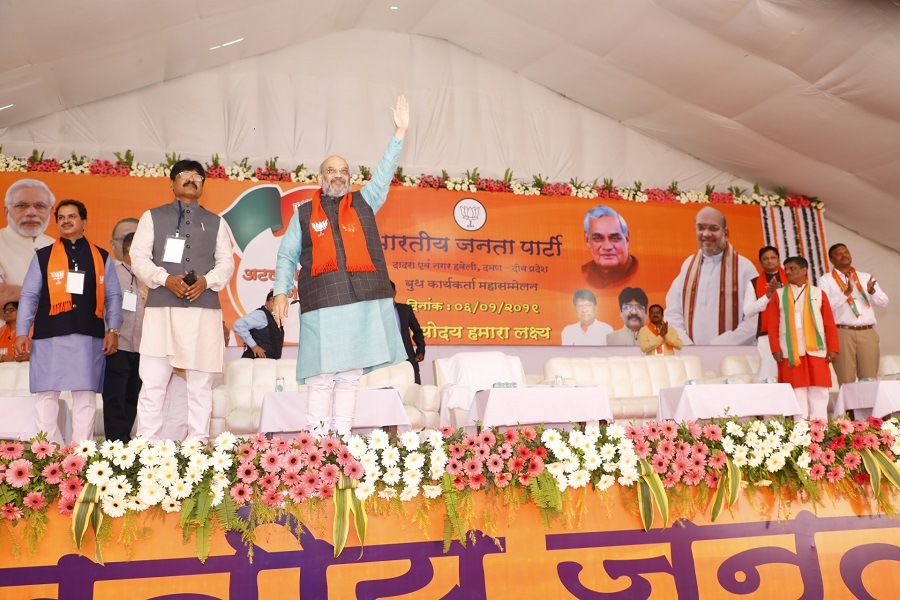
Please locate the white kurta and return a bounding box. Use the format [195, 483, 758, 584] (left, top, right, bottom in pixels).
[129, 210, 234, 373]
[560, 320, 614, 346]
[664, 250, 757, 345]
[0, 227, 54, 286]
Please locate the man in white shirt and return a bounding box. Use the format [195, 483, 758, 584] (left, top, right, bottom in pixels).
[560, 289, 613, 346]
[0, 180, 56, 310]
[817, 243, 889, 385]
[664, 206, 756, 345]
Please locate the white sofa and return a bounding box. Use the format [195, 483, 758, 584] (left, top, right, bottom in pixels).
[541, 355, 712, 423]
[210, 358, 438, 436]
[0, 362, 105, 438]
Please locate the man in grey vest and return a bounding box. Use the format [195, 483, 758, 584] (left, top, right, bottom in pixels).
[130, 160, 235, 441]
[273, 96, 409, 437]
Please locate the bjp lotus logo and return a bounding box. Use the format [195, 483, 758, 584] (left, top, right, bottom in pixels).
[50, 270, 66, 286]
[454, 198, 487, 231]
[312, 219, 329, 236]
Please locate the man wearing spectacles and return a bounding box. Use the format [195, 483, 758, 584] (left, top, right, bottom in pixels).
[581, 205, 638, 289]
[607, 287, 649, 346]
[129, 160, 235, 442]
[109, 217, 139, 262]
[561, 289, 613, 346]
[273, 96, 410, 437]
[1, 180, 56, 311]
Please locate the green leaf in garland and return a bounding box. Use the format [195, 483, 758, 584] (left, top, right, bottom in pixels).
[710, 470, 729, 523]
[348, 481, 368, 559]
[637, 458, 669, 529]
[871, 449, 900, 492]
[72, 482, 104, 565]
[725, 456, 741, 508]
[860, 449, 882, 499]
[636, 479, 654, 531]
[333, 480, 352, 558]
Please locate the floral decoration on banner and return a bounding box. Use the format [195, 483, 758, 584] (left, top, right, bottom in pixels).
[2, 416, 898, 560]
[0, 147, 824, 210]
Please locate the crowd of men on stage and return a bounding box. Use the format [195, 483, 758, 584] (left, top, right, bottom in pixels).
[0, 94, 890, 443]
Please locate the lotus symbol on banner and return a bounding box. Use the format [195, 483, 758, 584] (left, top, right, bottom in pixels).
[460, 205, 480, 228]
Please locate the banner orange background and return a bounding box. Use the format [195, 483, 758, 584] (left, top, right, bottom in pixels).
[1, 173, 767, 345]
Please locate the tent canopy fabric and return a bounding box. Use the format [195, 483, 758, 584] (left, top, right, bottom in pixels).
[1, 0, 899, 253]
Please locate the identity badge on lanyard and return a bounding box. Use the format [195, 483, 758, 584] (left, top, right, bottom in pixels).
[122, 290, 138, 311]
[66, 269, 85, 295]
[163, 234, 186, 263]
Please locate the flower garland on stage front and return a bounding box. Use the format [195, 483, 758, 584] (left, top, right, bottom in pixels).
[0, 148, 824, 210]
[1, 416, 898, 561]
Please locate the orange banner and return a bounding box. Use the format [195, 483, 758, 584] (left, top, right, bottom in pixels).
[1, 489, 898, 598]
[1, 174, 778, 345]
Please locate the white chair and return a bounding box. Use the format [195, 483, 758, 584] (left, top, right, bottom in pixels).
[879, 355, 900, 381]
[433, 351, 527, 429]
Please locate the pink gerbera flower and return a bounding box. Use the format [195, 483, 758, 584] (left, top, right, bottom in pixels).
[288, 483, 312, 503]
[473, 445, 490, 461]
[282, 450, 305, 474]
[520, 426, 537, 442]
[320, 436, 340, 456]
[439, 426, 454, 439]
[625, 425, 645, 443]
[262, 490, 284, 507]
[230, 483, 252, 505]
[293, 432, 315, 451]
[239, 463, 259, 484]
[445, 458, 463, 475]
[692, 442, 709, 457]
[249, 434, 270, 452]
[448, 444, 465, 459]
[503, 429, 519, 445]
[1, 503, 24, 521]
[60, 476, 83, 497]
[834, 418, 854, 435]
[463, 458, 483, 476]
[644, 424, 662, 441]
[532, 446, 548, 460]
[864, 433, 880, 450]
[282, 471, 301, 487]
[62, 454, 86, 475]
[30, 440, 55, 459]
[507, 457, 525, 473]
[633, 440, 651, 459]
[453, 475, 466, 491]
[809, 463, 826, 481]
[5, 459, 33, 488]
[853, 420, 868, 433]
[259, 474, 280, 490]
[707, 451, 727, 470]
[343, 460, 363, 480]
[58, 495, 76, 517]
[672, 456, 690, 476]
[517, 473, 532, 486]
[843, 453, 862, 471]
[41, 462, 63, 485]
[867, 416, 884, 430]
[705, 472, 720, 489]
[809, 418, 827, 431]
[516, 445, 532, 460]
[336, 448, 354, 467]
[683, 470, 703, 486]
[271, 436, 291, 454]
[690, 455, 707, 470]
[686, 421, 702, 440]
[260, 451, 282, 473]
[305, 449, 323, 468]
[808, 443, 822, 461]
[302, 470, 321, 489]
[498, 444, 513, 460]
[235, 443, 257, 462]
[0, 442, 24, 460]
[317, 483, 335, 499]
[467, 473, 487, 490]
[320, 463, 340, 484]
[657, 440, 675, 459]
[526, 457, 545, 476]
[663, 472, 680, 489]
[820, 449, 836, 466]
[486, 454, 504, 474]
[652, 454, 670, 474]
[675, 441, 692, 458]
[826, 466, 845, 483]
[660, 420, 678, 440]
[478, 431, 496, 447]
[494, 472, 512, 488]
[23, 491, 46, 510]
[701, 424, 723, 442]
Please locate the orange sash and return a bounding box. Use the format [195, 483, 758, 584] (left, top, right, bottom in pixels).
[46, 239, 105, 318]
[647, 321, 674, 354]
[754, 268, 787, 335]
[309, 190, 375, 276]
[831, 268, 869, 317]
[681, 243, 739, 341]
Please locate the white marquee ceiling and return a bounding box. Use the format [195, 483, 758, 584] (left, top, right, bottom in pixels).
[1, 0, 899, 251]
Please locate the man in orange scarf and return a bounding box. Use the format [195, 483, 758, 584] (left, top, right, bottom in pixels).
[639, 304, 683, 355]
[13, 200, 122, 444]
[273, 96, 410, 437]
[767, 256, 839, 419]
[743, 245, 788, 382]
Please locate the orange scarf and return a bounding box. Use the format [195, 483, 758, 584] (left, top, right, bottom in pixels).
[754, 268, 787, 335]
[682, 243, 739, 341]
[308, 190, 375, 277]
[781, 283, 825, 367]
[647, 321, 674, 354]
[831, 268, 869, 317]
[46, 239, 105, 318]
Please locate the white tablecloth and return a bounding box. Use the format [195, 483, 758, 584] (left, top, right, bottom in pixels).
[464, 386, 613, 429]
[657, 384, 802, 422]
[0, 396, 69, 441]
[258, 389, 411, 434]
[834, 381, 900, 419]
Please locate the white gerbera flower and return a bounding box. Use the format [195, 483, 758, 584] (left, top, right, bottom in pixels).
[404, 451, 425, 471]
[180, 437, 205, 458]
[346, 435, 368, 456]
[568, 470, 591, 489]
[399, 431, 421, 452]
[86, 461, 113, 486]
[597, 474, 616, 491]
[368, 430, 390, 451]
[400, 485, 420, 502]
[73, 440, 98, 458]
[112, 449, 136, 470]
[210, 450, 232, 472]
[377, 488, 397, 500]
[101, 497, 127, 518]
[161, 496, 182, 513]
[355, 480, 375, 500]
[381, 447, 400, 467]
[423, 484, 443, 499]
[138, 483, 166, 506]
[214, 431, 237, 452]
[383, 466, 401, 486]
[426, 429, 444, 449]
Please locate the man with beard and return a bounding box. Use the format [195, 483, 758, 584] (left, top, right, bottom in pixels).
[639, 304, 683, 355]
[607, 287, 648, 346]
[14, 200, 122, 444]
[561, 289, 613, 346]
[130, 160, 235, 442]
[742, 245, 789, 382]
[665, 206, 756, 345]
[768, 256, 839, 419]
[1, 180, 56, 309]
[273, 96, 409, 437]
